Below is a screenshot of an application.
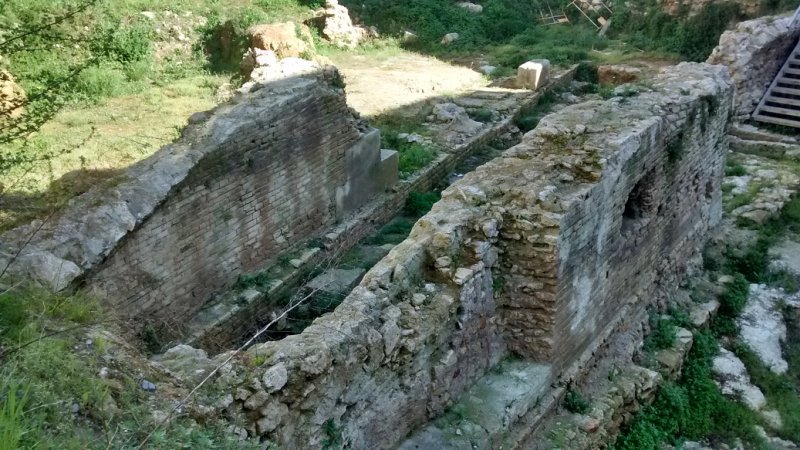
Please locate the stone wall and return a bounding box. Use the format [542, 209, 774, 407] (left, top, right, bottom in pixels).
[708, 15, 800, 118]
[0, 60, 393, 323]
[186, 62, 733, 449]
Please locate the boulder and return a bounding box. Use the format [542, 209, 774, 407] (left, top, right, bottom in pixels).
[517, 59, 550, 90]
[597, 65, 643, 85]
[247, 22, 314, 59]
[0, 69, 25, 122]
[240, 48, 278, 79]
[441, 33, 460, 45]
[457, 2, 483, 13]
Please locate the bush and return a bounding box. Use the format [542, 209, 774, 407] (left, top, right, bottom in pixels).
[405, 191, 441, 217]
[645, 316, 677, 351]
[92, 22, 153, 63]
[72, 65, 127, 102]
[564, 390, 591, 414]
[398, 143, 435, 175]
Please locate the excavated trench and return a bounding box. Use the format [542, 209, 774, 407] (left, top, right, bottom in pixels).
[170, 67, 590, 355]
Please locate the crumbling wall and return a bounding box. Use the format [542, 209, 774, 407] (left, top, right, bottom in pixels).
[191, 62, 732, 449]
[708, 15, 800, 118]
[0, 61, 394, 323]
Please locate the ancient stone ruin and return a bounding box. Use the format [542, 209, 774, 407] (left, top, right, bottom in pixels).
[0, 20, 759, 449]
[154, 62, 731, 448]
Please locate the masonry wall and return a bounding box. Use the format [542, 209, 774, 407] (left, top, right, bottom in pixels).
[86, 81, 359, 320]
[708, 15, 800, 118]
[186, 62, 733, 449]
[0, 62, 364, 324]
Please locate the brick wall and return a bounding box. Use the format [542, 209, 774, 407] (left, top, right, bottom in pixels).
[193, 63, 733, 449]
[84, 73, 361, 321]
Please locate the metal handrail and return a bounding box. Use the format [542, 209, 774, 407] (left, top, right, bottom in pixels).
[790, 4, 800, 28]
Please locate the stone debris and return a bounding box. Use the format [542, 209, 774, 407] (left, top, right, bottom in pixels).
[247, 22, 314, 59]
[141, 380, 157, 392]
[712, 347, 767, 410]
[724, 154, 800, 224]
[313, 0, 369, 49]
[480, 65, 497, 75]
[517, 59, 550, 90]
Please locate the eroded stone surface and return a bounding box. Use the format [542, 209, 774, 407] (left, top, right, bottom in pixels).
[713, 347, 767, 410]
[739, 284, 797, 374]
[708, 15, 800, 118]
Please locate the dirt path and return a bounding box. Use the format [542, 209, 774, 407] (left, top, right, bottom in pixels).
[327, 50, 488, 118]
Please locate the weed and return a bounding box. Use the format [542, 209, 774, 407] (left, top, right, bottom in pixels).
[515, 90, 559, 132]
[564, 390, 591, 414]
[644, 315, 677, 352]
[0, 377, 27, 450]
[322, 419, 343, 449]
[235, 271, 273, 291]
[363, 218, 415, 246]
[725, 159, 747, 177]
[398, 143, 436, 176]
[252, 354, 268, 366]
[612, 330, 765, 449]
[492, 273, 506, 295]
[405, 191, 441, 217]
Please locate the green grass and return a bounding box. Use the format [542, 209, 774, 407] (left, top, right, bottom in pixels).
[643, 315, 677, 352]
[0, 285, 258, 449]
[612, 331, 766, 450]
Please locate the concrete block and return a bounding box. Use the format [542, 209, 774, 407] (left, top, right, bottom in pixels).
[517, 59, 551, 90]
[378, 149, 399, 191]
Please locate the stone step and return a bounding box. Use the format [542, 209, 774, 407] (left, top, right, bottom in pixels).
[398, 360, 552, 450]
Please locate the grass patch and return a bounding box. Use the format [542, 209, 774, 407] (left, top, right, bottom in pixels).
[725, 158, 747, 177]
[0, 285, 256, 448]
[644, 314, 678, 352]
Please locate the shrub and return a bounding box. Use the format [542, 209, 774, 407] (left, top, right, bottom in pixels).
[405, 191, 441, 217]
[398, 143, 435, 175]
[93, 22, 153, 63]
[564, 390, 591, 414]
[645, 316, 677, 351]
[72, 65, 127, 102]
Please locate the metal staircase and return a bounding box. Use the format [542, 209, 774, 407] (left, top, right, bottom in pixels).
[752, 7, 800, 129]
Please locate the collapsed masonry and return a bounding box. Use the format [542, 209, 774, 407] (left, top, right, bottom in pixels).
[707, 14, 800, 119]
[0, 59, 397, 323]
[157, 62, 732, 448]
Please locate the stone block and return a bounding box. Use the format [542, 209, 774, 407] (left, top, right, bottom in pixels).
[517, 59, 550, 90]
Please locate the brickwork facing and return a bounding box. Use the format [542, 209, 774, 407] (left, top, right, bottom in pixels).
[183, 62, 733, 449]
[0, 64, 364, 324]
